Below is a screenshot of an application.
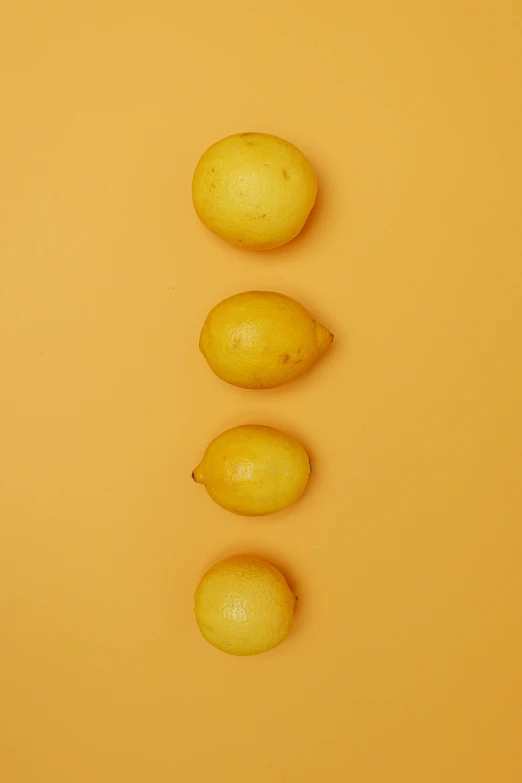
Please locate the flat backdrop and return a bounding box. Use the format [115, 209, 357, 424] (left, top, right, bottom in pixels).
[1, 2, 521, 781]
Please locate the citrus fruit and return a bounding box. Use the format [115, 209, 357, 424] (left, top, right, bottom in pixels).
[194, 556, 296, 656]
[192, 132, 317, 249]
[199, 290, 333, 389]
[192, 425, 311, 516]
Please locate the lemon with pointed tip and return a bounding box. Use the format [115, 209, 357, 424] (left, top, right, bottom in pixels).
[194, 556, 296, 656]
[192, 132, 317, 249]
[199, 290, 333, 389]
[193, 425, 311, 516]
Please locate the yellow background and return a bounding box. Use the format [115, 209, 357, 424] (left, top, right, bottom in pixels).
[1, 1, 521, 781]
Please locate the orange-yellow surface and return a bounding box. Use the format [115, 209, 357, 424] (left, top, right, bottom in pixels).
[1, 2, 521, 781]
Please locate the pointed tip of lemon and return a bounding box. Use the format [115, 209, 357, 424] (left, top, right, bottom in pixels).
[315, 321, 334, 353]
[192, 465, 205, 484]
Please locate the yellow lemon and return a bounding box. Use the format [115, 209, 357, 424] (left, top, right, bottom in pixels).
[199, 290, 333, 389]
[192, 132, 317, 249]
[192, 425, 311, 516]
[194, 556, 296, 656]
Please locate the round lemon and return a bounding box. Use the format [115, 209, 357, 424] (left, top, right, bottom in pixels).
[194, 556, 296, 656]
[192, 425, 311, 516]
[199, 290, 333, 389]
[192, 132, 317, 249]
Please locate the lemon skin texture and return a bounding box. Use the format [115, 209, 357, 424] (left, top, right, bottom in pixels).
[192, 132, 317, 250]
[194, 556, 296, 656]
[199, 290, 333, 389]
[192, 425, 311, 516]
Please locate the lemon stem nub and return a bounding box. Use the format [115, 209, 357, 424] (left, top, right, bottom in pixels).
[192, 465, 205, 484]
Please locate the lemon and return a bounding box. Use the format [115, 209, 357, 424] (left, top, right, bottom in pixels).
[192, 425, 311, 516]
[199, 290, 333, 389]
[194, 556, 296, 656]
[192, 132, 317, 249]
